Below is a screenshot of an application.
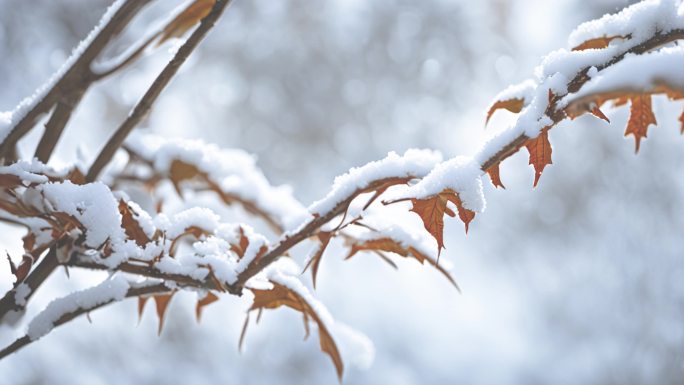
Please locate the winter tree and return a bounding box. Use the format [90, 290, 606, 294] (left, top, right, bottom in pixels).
[1, 0, 683, 383]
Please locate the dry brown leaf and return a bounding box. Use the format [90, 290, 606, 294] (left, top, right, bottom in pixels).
[486, 164, 505, 189]
[525, 128, 553, 187]
[195, 291, 219, 322]
[485, 98, 525, 125]
[302, 231, 333, 289]
[410, 189, 475, 255]
[346, 237, 459, 290]
[153, 292, 176, 335]
[572, 35, 628, 51]
[249, 283, 344, 380]
[118, 200, 151, 247]
[679, 108, 684, 135]
[625, 94, 657, 153]
[158, 0, 215, 46]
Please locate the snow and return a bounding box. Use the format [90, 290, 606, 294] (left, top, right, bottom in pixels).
[489, 79, 537, 105]
[568, 0, 684, 49]
[40, 181, 126, 250]
[125, 132, 308, 230]
[27, 274, 130, 340]
[390, 156, 486, 212]
[0, 160, 68, 184]
[14, 283, 31, 307]
[564, 46, 684, 104]
[309, 149, 443, 215]
[0, 0, 126, 143]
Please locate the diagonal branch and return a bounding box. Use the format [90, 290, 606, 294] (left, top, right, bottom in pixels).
[0, 282, 170, 360]
[85, 0, 233, 183]
[0, 0, 153, 162]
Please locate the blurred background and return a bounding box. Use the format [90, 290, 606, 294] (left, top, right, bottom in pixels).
[1, 0, 683, 384]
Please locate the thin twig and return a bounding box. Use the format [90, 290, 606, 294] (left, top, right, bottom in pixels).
[86, 0, 233, 182]
[0, 282, 170, 359]
[0, 0, 153, 161]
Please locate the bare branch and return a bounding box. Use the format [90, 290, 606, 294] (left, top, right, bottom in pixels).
[86, 0, 233, 182]
[0, 0, 153, 161]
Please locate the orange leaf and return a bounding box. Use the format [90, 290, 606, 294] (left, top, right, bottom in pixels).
[249, 283, 344, 380]
[410, 189, 475, 254]
[590, 105, 610, 123]
[679, 108, 684, 135]
[169, 159, 203, 197]
[138, 296, 149, 324]
[153, 292, 176, 335]
[158, 0, 215, 46]
[572, 35, 628, 51]
[118, 200, 151, 247]
[195, 291, 219, 322]
[346, 237, 459, 290]
[410, 196, 448, 253]
[525, 128, 553, 187]
[486, 164, 505, 189]
[485, 98, 525, 125]
[625, 94, 657, 153]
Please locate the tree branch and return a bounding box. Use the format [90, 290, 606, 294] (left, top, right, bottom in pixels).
[0, 282, 170, 360]
[0, 0, 153, 161]
[0, 247, 58, 323]
[85, 0, 233, 183]
[480, 29, 684, 173]
[34, 90, 86, 163]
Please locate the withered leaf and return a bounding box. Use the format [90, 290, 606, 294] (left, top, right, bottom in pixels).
[625, 94, 657, 153]
[346, 237, 459, 290]
[169, 159, 203, 197]
[679, 108, 684, 135]
[153, 292, 176, 335]
[195, 291, 219, 322]
[158, 0, 215, 46]
[525, 128, 553, 187]
[410, 189, 475, 255]
[302, 231, 333, 289]
[485, 98, 525, 125]
[249, 283, 344, 380]
[118, 200, 151, 247]
[572, 35, 628, 51]
[486, 164, 505, 189]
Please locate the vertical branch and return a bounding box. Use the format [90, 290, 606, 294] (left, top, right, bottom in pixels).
[86, 0, 233, 182]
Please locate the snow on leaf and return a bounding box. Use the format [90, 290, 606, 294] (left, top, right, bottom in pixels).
[571, 35, 629, 51]
[195, 291, 219, 322]
[485, 98, 525, 125]
[525, 128, 553, 187]
[625, 94, 657, 153]
[157, 0, 215, 46]
[118, 200, 151, 247]
[486, 164, 505, 189]
[248, 282, 344, 380]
